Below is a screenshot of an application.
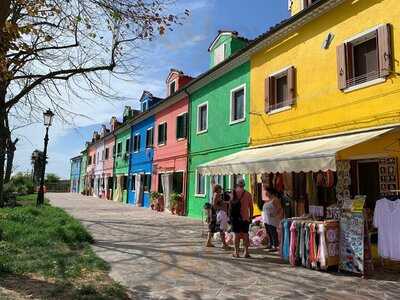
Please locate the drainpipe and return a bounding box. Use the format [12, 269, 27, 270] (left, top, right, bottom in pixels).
[183, 88, 190, 217]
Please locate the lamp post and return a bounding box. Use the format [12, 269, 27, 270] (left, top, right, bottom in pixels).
[36, 109, 54, 207]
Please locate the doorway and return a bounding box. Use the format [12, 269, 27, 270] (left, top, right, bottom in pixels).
[358, 160, 380, 209]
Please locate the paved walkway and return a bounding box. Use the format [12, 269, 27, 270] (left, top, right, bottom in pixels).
[48, 193, 400, 300]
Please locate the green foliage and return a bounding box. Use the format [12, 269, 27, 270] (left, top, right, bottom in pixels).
[150, 191, 161, 201]
[45, 173, 61, 184]
[7, 172, 35, 195]
[0, 203, 107, 278]
[170, 192, 181, 205]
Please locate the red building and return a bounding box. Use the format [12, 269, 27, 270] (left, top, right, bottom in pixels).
[152, 69, 192, 211]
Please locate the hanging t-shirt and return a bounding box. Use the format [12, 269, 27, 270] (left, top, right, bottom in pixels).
[373, 198, 400, 261]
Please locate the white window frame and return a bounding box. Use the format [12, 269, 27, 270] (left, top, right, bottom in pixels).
[117, 142, 122, 157]
[169, 79, 177, 96]
[268, 65, 294, 114]
[141, 100, 148, 112]
[342, 24, 385, 93]
[214, 43, 225, 65]
[229, 84, 246, 125]
[176, 111, 188, 141]
[158, 122, 167, 146]
[196, 102, 208, 135]
[146, 127, 154, 149]
[195, 170, 206, 197]
[131, 174, 136, 191]
[133, 133, 140, 153]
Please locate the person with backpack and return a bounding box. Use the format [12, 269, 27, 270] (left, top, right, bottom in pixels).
[229, 178, 253, 258]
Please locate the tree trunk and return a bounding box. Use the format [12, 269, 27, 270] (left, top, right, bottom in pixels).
[5, 138, 18, 183]
[0, 0, 11, 207]
[0, 91, 6, 208]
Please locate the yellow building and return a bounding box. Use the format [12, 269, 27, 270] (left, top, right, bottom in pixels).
[199, 1, 400, 263]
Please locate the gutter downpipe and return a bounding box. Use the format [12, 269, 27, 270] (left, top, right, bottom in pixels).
[183, 88, 190, 217]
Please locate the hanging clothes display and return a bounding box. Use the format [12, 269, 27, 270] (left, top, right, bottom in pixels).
[373, 198, 400, 261]
[281, 218, 339, 271]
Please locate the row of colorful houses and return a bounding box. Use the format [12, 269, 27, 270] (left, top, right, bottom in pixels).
[71, 0, 400, 219]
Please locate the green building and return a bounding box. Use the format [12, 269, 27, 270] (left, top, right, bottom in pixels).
[187, 31, 250, 218]
[113, 106, 138, 203]
[79, 148, 88, 194]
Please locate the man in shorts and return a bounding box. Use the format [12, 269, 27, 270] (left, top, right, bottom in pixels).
[230, 178, 253, 258]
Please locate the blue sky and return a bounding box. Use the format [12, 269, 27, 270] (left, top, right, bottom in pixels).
[14, 0, 289, 179]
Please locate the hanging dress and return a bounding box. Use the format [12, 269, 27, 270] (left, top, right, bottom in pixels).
[317, 223, 328, 270]
[289, 221, 297, 266]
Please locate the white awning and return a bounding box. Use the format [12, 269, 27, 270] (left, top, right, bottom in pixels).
[197, 128, 394, 175]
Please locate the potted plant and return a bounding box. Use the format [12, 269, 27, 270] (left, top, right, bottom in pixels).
[170, 192, 183, 215]
[150, 192, 160, 210]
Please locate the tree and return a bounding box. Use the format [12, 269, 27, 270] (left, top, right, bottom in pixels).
[45, 173, 60, 184]
[0, 0, 188, 207]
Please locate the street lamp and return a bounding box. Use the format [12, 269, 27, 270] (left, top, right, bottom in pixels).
[36, 109, 54, 206]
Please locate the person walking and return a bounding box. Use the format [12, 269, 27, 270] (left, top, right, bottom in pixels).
[262, 187, 283, 252]
[213, 185, 229, 249]
[229, 178, 253, 258]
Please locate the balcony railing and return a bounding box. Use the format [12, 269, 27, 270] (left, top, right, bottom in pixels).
[346, 70, 381, 88]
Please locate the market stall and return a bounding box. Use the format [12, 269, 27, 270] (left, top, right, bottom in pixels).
[198, 127, 400, 275]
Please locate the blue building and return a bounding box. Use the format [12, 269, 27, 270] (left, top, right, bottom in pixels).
[70, 155, 82, 193]
[128, 91, 163, 207]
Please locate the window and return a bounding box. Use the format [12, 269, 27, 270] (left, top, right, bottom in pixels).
[101, 150, 105, 161]
[197, 103, 208, 134]
[214, 43, 225, 65]
[337, 24, 392, 91]
[158, 174, 164, 193]
[105, 148, 109, 160]
[133, 134, 140, 152]
[144, 174, 151, 192]
[112, 145, 116, 157]
[131, 174, 136, 191]
[276, 75, 288, 104]
[195, 171, 206, 196]
[146, 128, 154, 148]
[230, 85, 246, 123]
[265, 66, 296, 113]
[158, 123, 167, 145]
[303, 0, 318, 9]
[172, 172, 184, 194]
[122, 175, 128, 190]
[93, 154, 96, 164]
[141, 101, 148, 112]
[125, 138, 130, 153]
[169, 80, 176, 96]
[88, 156, 92, 165]
[176, 113, 188, 140]
[117, 142, 122, 157]
[96, 152, 99, 164]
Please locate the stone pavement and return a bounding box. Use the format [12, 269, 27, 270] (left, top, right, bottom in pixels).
[47, 193, 400, 300]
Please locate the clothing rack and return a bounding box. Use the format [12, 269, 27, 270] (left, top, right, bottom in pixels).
[375, 194, 400, 269]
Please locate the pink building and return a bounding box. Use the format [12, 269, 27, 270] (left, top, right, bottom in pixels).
[102, 117, 120, 200]
[152, 69, 192, 211]
[86, 132, 98, 195]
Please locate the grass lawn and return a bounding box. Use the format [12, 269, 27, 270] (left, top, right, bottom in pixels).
[0, 194, 130, 299]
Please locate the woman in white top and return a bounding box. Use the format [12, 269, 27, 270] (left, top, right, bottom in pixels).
[262, 187, 283, 251]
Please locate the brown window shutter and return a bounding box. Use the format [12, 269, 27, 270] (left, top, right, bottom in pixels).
[287, 66, 296, 105]
[378, 24, 392, 77]
[345, 43, 353, 81]
[265, 77, 270, 113]
[336, 43, 347, 90]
